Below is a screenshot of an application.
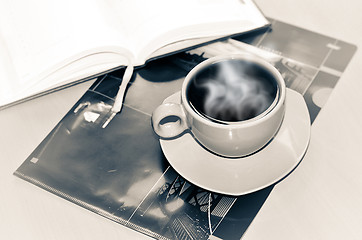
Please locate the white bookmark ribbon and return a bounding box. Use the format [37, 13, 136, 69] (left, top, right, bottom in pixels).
[102, 64, 134, 128]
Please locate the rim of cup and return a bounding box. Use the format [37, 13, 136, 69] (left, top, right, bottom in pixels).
[181, 54, 286, 129]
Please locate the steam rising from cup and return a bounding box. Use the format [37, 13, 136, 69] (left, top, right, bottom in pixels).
[189, 60, 277, 122]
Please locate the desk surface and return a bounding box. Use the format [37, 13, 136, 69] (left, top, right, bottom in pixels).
[1, 1, 362, 239]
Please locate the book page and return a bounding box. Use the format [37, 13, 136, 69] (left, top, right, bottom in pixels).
[98, 0, 268, 63]
[0, 0, 131, 104]
[0, 0, 267, 107]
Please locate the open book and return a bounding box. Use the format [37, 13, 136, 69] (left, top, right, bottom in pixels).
[0, 0, 269, 109]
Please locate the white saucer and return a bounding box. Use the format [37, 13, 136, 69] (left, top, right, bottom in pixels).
[159, 89, 310, 196]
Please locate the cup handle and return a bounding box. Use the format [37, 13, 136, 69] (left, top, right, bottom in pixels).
[152, 102, 188, 138]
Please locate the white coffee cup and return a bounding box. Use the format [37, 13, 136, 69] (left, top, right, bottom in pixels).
[152, 54, 286, 158]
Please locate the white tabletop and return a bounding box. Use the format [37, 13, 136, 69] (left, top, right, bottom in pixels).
[1, 0, 362, 239]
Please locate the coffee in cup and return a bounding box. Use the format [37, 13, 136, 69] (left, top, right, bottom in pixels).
[186, 58, 279, 123]
[152, 54, 286, 158]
